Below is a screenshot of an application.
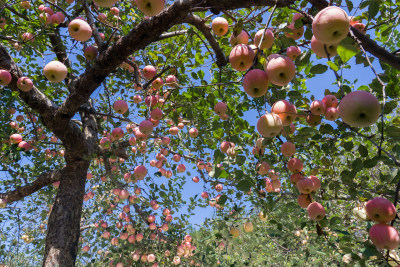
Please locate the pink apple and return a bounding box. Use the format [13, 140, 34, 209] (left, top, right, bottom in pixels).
[271, 100, 297, 126]
[243, 69, 269, 98]
[211, 17, 228, 36]
[312, 6, 350, 44]
[286, 46, 301, 60]
[43, 61, 68, 83]
[290, 173, 304, 185]
[0, 18, 6, 29]
[264, 55, 295, 86]
[113, 100, 128, 114]
[166, 75, 177, 87]
[201, 192, 209, 199]
[229, 30, 249, 46]
[145, 95, 158, 107]
[254, 29, 274, 50]
[338, 91, 380, 127]
[133, 95, 142, 103]
[68, 19, 92, 42]
[257, 113, 283, 138]
[139, 120, 154, 135]
[134, 165, 147, 180]
[214, 102, 228, 115]
[189, 128, 198, 138]
[297, 178, 314, 194]
[310, 100, 326, 115]
[311, 35, 338, 58]
[150, 108, 162, 120]
[84, 46, 98, 60]
[286, 22, 304, 40]
[135, 0, 165, 17]
[111, 127, 124, 140]
[152, 77, 163, 89]
[229, 44, 255, 71]
[172, 154, 181, 162]
[369, 224, 400, 250]
[0, 70, 12, 85]
[287, 158, 303, 173]
[322, 95, 338, 108]
[306, 114, 322, 127]
[169, 126, 179, 135]
[10, 134, 23, 144]
[307, 202, 326, 221]
[365, 197, 396, 223]
[192, 176, 199, 183]
[215, 184, 223, 192]
[297, 194, 312, 208]
[177, 164, 186, 173]
[325, 107, 339, 121]
[281, 142, 295, 157]
[92, 0, 118, 7]
[21, 32, 35, 42]
[143, 65, 156, 79]
[309, 175, 321, 192]
[257, 161, 270, 175]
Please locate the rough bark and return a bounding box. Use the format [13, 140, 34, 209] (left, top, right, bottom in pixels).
[42, 160, 90, 267]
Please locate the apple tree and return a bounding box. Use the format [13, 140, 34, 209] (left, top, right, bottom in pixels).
[0, 0, 400, 265]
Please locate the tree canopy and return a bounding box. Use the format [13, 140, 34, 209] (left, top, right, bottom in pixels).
[0, 0, 400, 266]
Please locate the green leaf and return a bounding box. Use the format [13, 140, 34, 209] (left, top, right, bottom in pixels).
[358, 145, 368, 157]
[327, 61, 339, 72]
[217, 194, 228, 205]
[337, 39, 358, 63]
[236, 180, 252, 192]
[343, 141, 354, 151]
[368, 0, 379, 19]
[310, 64, 328, 74]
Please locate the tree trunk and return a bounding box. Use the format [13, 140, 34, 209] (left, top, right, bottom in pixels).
[42, 160, 90, 267]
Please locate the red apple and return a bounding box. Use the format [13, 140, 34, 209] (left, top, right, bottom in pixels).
[287, 158, 303, 173]
[311, 35, 338, 58]
[229, 44, 255, 71]
[310, 100, 326, 115]
[281, 142, 295, 157]
[211, 17, 228, 36]
[369, 224, 400, 250]
[229, 30, 249, 46]
[307, 202, 326, 221]
[271, 100, 297, 126]
[0, 70, 12, 85]
[243, 69, 269, 98]
[312, 6, 349, 44]
[365, 197, 396, 223]
[286, 46, 301, 61]
[113, 100, 128, 114]
[68, 19, 92, 42]
[254, 29, 274, 50]
[297, 194, 312, 208]
[135, 0, 164, 16]
[325, 107, 339, 121]
[264, 55, 295, 86]
[257, 113, 283, 138]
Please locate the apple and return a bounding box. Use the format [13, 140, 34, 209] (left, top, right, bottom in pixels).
[325, 107, 339, 121]
[271, 100, 297, 126]
[365, 197, 396, 223]
[309, 175, 321, 192]
[281, 142, 295, 157]
[306, 114, 322, 127]
[139, 120, 154, 135]
[136, 0, 165, 16]
[322, 95, 338, 108]
[214, 102, 228, 115]
[10, 134, 23, 144]
[84, 46, 98, 60]
[143, 65, 156, 79]
[290, 173, 304, 185]
[20, 1, 31, 9]
[39, 13, 52, 25]
[21, 32, 34, 42]
[257, 161, 270, 175]
[177, 164, 186, 173]
[254, 29, 274, 50]
[192, 176, 199, 183]
[310, 100, 326, 115]
[243, 222, 254, 232]
[243, 69, 269, 98]
[338, 91, 380, 127]
[352, 23, 366, 34]
[189, 128, 198, 138]
[93, 0, 118, 7]
[286, 14, 304, 40]
[133, 95, 142, 103]
[229, 44, 255, 71]
[264, 55, 295, 86]
[111, 127, 124, 140]
[259, 211, 268, 221]
[220, 141, 233, 153]
[352, 206, 368, 221]
[229, 30, 249, 46]
[211, 17, 228, 36]
[287, 158, 303, 173]
[369, 224, 400, 250]
[152, 77, 163, 89]
[311, 35, 338, 58]
[51, 13, 65, 25]
[257, 113, 283, 138]
[119, 189, 130, 199]
[113, 100, 128, 114]
[68, 19, 92, 42]
[169, 126, 179, 135]
[0, 70, 12, 85]
[307, 202, 326, 221]
[296, 178, 313, 194]
[173, 256, 181, 265]
[230, 227, 240, 238]
[43, 61, 68, 83]
[145, 95, 159, 107]
[313, 6, 349, 44]
[297, 194, 312, 208]
[134, 165, 147, 180]
[286, 46, 301, 60]
[0, 18, 6, 29]
[201, 192, 209, 199]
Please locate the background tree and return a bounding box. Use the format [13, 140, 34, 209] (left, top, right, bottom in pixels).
[0, 0, 400, 266]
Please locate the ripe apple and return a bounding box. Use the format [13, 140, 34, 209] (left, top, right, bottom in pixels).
[143, 65, 156, 79]
[312, 6, 350, 44]
[306, 114, 322, 127]
[310, 100, 326, 115]
[287, 158, 303, 173]
[152, 77, 163, 89]
[352, 22, 366, 34]
[257, 161, 270, 175]
[311, 35, 338, 58]
[135, 0, 164, 16]
[177, 164, 186, 173]
[84, 46, 98, 60]
[297, 178, 313, 194]
[201, 192, 209, 199]
[281, 142, 295, 157]
[290, 173, 304, 185]
[322, 95, 338, 108]
[133, 95, 142, 103]
[229, 30, 249, 46]
[369, 224, 400, 250]
[43, 61, 68, 83]
[229, 44, 255, 71]
[189, 128, 198, 138]
[297, 194, 312, 208]
[243, 69, 269, 98]
[192, 176, 199, 183]
[211, 17, 228, 36]
[68, 19, 92, 42]
[214, 102, 228, 115]
[256, 113, 283, 138]
[20, 1, 31, 9]
[271, 100, 297, 126]
[325, 107, 339, 121]
[254, 29, 274, 50]
[113, 100, 128, 114]
[365, 197, 396, 223]
[286, 14, 304, 40]
[169, 126, 179, 135]
[21, 32, 35, 42]
[286, 46, 301, 60]
[264, 55, 295, 86]
[10, 134, 23, 144]
[111, 127, 124, 140]
[0, 70, 12, 85]
[307, 202, 326, 221]
[134, 165, 147, 180]
[309, 175, 321, 192]
[139, 120, 154, 135]
[338, 91, 380, 127]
